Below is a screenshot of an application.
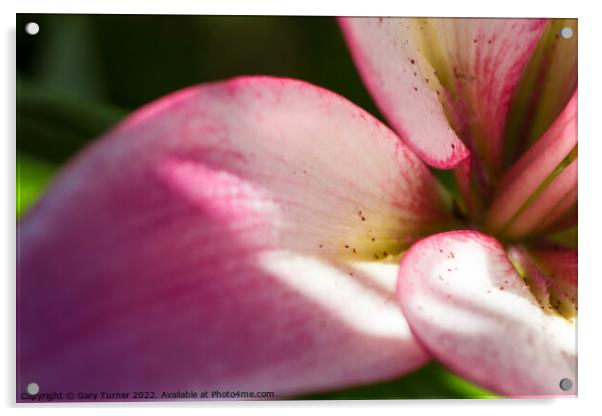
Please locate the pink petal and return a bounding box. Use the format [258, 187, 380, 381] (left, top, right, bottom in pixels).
[339, 17, 469, 169]
[339, 18, 546, 172]
[486, 92, 577, 235]
[18, 77, 444, 399]
[504, 19, 577, 156]
[539, 209, 577, 236]
[397, 231, 576, 396]
[503, 159, 577, 239]
[527, 247, 577, 289]
[506, 245, 577, 325]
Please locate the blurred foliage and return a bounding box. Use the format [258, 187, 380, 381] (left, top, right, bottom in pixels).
[17, 14, 380, 114]
[17, 80, 126, 164]
[16, 154, 57, 218]
[16, 14, 495, 398]
[300, 362, 497, 400]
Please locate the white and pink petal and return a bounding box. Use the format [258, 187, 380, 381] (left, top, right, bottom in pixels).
[397, 231, 576, 396]
[340, 17, 547, 173]
[339, 17, 469, 169]
[18, 77, 446, 400]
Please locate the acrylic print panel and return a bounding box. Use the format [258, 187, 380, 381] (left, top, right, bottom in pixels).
[16, 14, 577, 402]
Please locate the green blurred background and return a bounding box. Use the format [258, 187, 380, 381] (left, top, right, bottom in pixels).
[16, 14, 495, 399]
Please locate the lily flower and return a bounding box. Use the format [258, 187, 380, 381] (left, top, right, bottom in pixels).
[18, 17, 577, 400]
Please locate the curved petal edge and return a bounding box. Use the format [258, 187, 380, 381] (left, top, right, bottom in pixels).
[18, 76, 440, 400]
[397, 231, 576, 397]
